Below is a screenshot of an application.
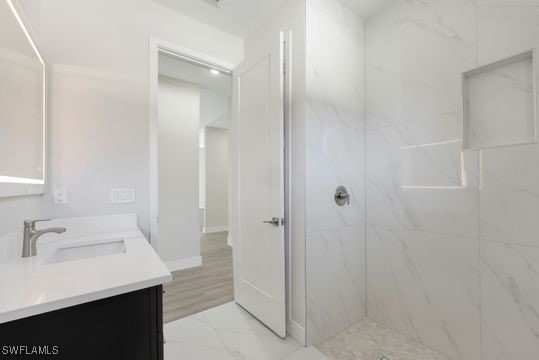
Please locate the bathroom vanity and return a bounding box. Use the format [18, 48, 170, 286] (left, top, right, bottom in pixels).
[0, 286, 164, 360]
[0, 215, 171, 360]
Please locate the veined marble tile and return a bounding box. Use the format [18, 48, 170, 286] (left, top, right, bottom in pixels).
[366, 0, 477, 131]
[282, 347, 329, 360]
[365, 24, 402, 131]
[366, 122, 479, 238]
[203, 302, 301, 360]
[216, 331, 300, 360]
[306, 116, 366, 232]
[478, 0, 539, 64]
[400, 138, 462, 188]
[306, 225, 366, 345]
[479, 144, 539, 246]
[164, 312, 223, 345]
[481, 241, 539, 360]
[366, 224, 480, 360]
[305, 0, 366, 347]
[165, 302, 302, 360]
[399, 13, 476, 126]
[203, 302, 278, 336]
[306, 0, 365, 131]
[477, 0, 539, 142]
[164, 341, 236, 360]
[318, 320, 450, 360]
[163, 312, 236, 360]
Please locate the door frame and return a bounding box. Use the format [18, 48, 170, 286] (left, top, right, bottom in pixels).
[148, 37, 235, 252]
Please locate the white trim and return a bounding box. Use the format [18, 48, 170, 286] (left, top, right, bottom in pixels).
[227, 235, 233, 247]
[6, 0, 44, 66]
[148, 36, 234, 253]
[0, 176, 44, 185]
[287, 319, 306, 346]
[165, 256, 202, 272]
[203, 225, 228, 234]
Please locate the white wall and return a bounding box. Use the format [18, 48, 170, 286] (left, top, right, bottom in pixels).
[305, 0, 366, 346]
[200, 88, 230, 129]
[204, 127, 228, 232]
[240, 0, 307, 343]
[0, 196, 41, 262]
[12, 0, 243, 240]
[157, 76, 200, 267]
[199, 89, 230, 220]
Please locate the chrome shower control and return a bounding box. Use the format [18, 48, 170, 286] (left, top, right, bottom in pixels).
[334, 186, 350, 206]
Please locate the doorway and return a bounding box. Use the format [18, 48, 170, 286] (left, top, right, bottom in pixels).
[148, 36, 291, 340]
[150, 44, 234, 322]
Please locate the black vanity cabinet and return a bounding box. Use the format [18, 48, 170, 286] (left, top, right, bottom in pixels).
[0, 285, 164, 360]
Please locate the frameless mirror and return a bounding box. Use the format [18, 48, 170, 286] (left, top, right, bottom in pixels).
[0, 0, 45, 197]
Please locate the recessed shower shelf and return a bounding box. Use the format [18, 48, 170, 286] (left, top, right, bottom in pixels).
[463, 49, 537, 151]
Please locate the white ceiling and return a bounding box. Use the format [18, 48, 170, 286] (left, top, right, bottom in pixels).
[151, 0, 288, 38]
[158, 53, 231, 95]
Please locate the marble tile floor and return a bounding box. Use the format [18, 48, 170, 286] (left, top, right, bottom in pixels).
[164, 301, 328, 360]
[318, 320, 450, 360]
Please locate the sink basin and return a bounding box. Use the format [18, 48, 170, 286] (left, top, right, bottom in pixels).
[44, 237, 126, 264]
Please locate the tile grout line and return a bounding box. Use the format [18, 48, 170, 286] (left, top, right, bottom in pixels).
[363, 11, 369, 322]
[475, 2, 483, 360]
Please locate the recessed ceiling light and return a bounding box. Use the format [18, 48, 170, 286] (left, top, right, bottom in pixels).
[210, 69, 220, 75]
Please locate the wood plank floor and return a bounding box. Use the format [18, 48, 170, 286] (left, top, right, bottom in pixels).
[163, 231, 234, 323]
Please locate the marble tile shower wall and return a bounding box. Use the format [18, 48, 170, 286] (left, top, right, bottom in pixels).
[477, 1, 539, 359]
[366, 0, 539, 360]
[305, 0, 366, 346]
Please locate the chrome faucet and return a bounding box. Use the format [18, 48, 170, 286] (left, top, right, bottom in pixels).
[22, 219, 66, 258]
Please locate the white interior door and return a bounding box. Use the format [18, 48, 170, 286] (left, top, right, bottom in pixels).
[232, 32, 286, 337]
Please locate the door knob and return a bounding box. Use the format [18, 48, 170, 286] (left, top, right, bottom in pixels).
[263, 217, 281, 226]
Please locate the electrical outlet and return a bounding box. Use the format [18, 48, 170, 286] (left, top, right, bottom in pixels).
[110, 188, 136, 204]
[53, 187, 67, 205]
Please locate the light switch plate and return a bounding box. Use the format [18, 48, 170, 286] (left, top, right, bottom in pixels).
[53, 187, 67, 205]
[110, 188, 136, 204]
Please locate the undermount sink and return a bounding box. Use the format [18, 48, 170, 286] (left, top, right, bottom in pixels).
[44, 237, 126, 264]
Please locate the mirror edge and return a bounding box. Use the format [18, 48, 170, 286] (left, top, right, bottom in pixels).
[0, 0, 46, 198]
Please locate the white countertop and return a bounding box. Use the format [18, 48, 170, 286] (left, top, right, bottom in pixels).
[0, 215, 172, 324]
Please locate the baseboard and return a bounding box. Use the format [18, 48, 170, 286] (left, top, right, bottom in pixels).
[227, 235, 232, 247]
[203, 225, 228, 234]
[287, 319, 306, 346]
[165, 256, 202, 272]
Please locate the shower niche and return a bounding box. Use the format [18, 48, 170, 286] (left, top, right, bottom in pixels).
[463, 49, 537, 150]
